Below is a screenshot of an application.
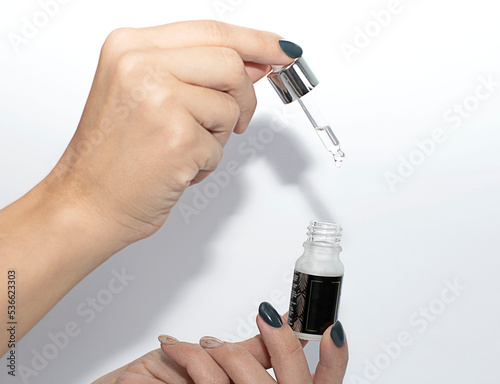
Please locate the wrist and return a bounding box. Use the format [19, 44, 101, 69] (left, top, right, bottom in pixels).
[0, 175, 128, 282]
[35, 173, 130, 263]
[0, 176, 129, 348]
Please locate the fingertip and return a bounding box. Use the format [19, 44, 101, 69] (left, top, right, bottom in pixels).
[258, 301, 284, 328]
[316, 322, 349, 381]
[158, 334, 180, 345]
[278, 40, 303, 60]
[233, 123, 248, 135]
[158, 334, 180, 357]
[320, 322, 348, 352]
[330, 321, 346, 348]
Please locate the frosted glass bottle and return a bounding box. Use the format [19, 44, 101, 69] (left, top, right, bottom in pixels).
[288, 221, 344, 341]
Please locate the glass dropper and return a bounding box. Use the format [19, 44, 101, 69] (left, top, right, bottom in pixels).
[268, 56, 345, 167]
[297, 93, 345, 168]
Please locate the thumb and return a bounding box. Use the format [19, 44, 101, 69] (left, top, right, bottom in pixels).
[313, 321, 349, 384]
[236, 311, 308, 368]
[245, 62, 272, 83]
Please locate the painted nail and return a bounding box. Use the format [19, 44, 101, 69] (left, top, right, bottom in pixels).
[158, 334, 179, 345]
[200, 336, 224, 349]
[330, 321, 345, 348]
[258, 301, 283, 328]
[279, 40, 303, 59]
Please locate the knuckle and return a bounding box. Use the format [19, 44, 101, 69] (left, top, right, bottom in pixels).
[219, 343, 248, 361]
[142, 79, 179, 114]
[166, 114, 198, 152]
[254, 32, 271, 57]
[318, 349, 348, 376]
[219, 48, 246, 85]
[201, 372, 230, 384]
[205, 375, 230, 384]
[114, 50, 145, 80]
[246, 88, 258, 114]
[102, 27, 135, 57]
[215, 377, 230, 384]
[201, 20, 229, 44]
[279, 339, 303, 357]
[223, 94, 241, 123]
[193, 137, 223, 175]
[179, 125, 201, 152]
[184, 347, 205, 370]
[184, 349, 231, 384]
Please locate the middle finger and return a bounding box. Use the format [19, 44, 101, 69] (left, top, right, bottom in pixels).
[200, 336, 276, 384]
[159, 336, 228, 384]
[160, 46, 257, 134]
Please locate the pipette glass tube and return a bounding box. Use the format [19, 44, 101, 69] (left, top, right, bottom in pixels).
[297, 91, 345, 167]
[268, 57, 345, 167]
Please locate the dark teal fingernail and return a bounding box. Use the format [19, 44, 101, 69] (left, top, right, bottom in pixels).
[330, 321, 345, 348]
[259, 302, 283, 328]
[278, 40, 303, 59]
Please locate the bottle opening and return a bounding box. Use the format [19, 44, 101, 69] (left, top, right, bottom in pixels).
[307, 220, 342, 244]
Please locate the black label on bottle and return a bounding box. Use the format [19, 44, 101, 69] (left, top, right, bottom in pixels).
[288, 271, 343, 336]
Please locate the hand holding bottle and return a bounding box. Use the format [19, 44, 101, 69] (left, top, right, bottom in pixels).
[92, 303, 348, 384]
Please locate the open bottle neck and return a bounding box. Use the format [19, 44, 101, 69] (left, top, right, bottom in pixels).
[306, 221, 342, 245]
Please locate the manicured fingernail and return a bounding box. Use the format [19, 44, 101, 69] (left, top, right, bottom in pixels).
[330, 321, 345, 348]
[158, 334, 179, 345]
[258, 301, 283, 328]
[279, 40, 303, 59]
[200, 336, 224, 349]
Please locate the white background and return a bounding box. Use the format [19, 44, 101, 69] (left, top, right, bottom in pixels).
[1, 0, 499, 383]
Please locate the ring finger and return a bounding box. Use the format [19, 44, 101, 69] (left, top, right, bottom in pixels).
[200, 336, 276, 384]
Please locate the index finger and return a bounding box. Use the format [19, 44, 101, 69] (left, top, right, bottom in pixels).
[140, 20, 295, 65]
[313, 322, 348, 384]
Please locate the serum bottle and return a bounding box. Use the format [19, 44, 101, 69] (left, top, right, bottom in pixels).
[288, 221, 344, 340]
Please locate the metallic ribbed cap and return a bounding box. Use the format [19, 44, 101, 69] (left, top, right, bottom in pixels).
[267, 56, 319, 104]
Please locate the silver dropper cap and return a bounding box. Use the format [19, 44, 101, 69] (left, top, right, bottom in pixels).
[267, 57, 319, 104]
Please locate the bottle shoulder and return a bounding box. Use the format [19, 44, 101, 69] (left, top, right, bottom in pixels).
[295, 250, 344, 276]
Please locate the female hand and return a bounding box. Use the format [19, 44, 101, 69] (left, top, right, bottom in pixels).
[93, 303, 348, 383]
[0, 21, 297, 350]
[45, 20, 295, 248]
